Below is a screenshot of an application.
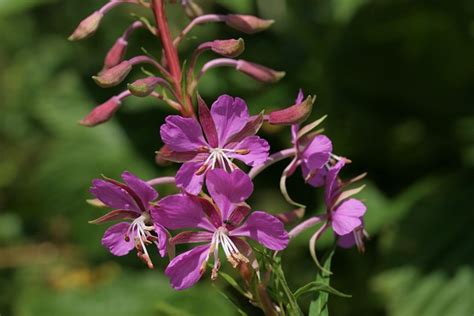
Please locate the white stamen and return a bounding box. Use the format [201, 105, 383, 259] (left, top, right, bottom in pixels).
[126, 214, 156, 263]
[197, 147, 243, 174]
[208, 227, 249, 272]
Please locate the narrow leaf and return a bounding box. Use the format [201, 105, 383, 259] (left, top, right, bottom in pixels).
[218, 271, 252, 299]
[309, 247, 336, 316]
[294, 281, 351, 299]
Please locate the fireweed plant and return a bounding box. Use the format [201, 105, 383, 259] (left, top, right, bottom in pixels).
[71, 0, 369, 314]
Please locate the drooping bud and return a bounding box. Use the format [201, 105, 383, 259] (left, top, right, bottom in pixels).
[92, 61, 132, 88]
[128, 77, 162, 97]
[79, 97, 121, 127]
[68, 11, 103, 41]
[236, 60, 285, 83]
[225, 14, 274, 34]
[268, 95, 315, 125]
[208, 38, 245, 58]
[104, 38, 128, 69]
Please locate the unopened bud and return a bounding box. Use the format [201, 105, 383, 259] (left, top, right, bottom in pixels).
[127, 77, 161, 97]
[269, 95, 314, 125]
[104, 38, 128, 69]
[225, 14, 274, 34]
[236, 60, 285, 83]
[68, 11, 103, 41]
[209, 38, 245, 58]
[79, 97, 121, 127]
[93, 61, 132, 88]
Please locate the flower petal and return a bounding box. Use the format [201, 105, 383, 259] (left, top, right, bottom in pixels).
[171, 231, 214, 245]
[334, 198, 366, 217]
[175, 161, 206, 195]
[156, 145, 199, 163]
[337, 232, 356, 248]
[331, 215, 362, 236]
[324, 160, 345, 205]
[210, 95, 249, 146]
[165, 244, 210, 290]
[89, 209, 138, 224]
[302, 163, 327, 188]
[302, 135, 332, 162]
[154, 223, 168, 257]
[331, 199, 366, 235]
[153, 195, 215, 231]
[227, 136, 269, 167]
[231, 237, 259, 272]
[160, 115, 207, 152]
[101, 222, 134, 256]
[198, 95, 219, 148]
[230, 211, 289, 251]
[90, 179, 139, 212]
[206, 169, 253, 220]
[121, 171, 158, 206]
[227, 204, 251, 228]
[226, 112, 264, 144]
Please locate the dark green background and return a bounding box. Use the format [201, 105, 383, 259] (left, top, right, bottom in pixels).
[0, 0, 473, 315]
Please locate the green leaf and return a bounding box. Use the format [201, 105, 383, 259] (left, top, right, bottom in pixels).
[308, 247, 335, 316]
[272, 258, 303, 316]
[372, 267, 474, 316]
[218, 270, 253, 299]
[294, 281, 350, 299]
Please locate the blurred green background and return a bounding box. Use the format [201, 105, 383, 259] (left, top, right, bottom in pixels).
[0, 0, 473, 315]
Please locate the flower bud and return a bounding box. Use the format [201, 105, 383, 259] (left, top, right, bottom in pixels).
[236, 60, 285, 83]
[209, 38, 245, 58]
[93, 60, 132, 88]
[79, 97, 121, 127]
[269, 95, 314, 125]
[225, 14, 274, 34]
[104, 37, 128, 69]
[127, 77, 160, 97]
[68, 11, 103, 41]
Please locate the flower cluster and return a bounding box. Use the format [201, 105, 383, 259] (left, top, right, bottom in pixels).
[72, 0, 368, 312]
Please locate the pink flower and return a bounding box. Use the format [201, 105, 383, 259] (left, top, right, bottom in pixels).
[325, 160, 368, 250]
[289, 160, 367, 262]
[152, 169, 288, 290]
[89, 171, 168, 268]
[160, 95, 269, 195]
[291, 91, 333, 187]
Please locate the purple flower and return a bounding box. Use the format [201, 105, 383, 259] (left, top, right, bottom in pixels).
[89, 171, 168, 268]
[289, 160, 367, 263]
[152, 169, 289, 290]
[290, 91, 333, 188]
[160, 95, 269, 195]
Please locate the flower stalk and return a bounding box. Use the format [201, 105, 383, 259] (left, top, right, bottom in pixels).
[71, 1, 369, 314]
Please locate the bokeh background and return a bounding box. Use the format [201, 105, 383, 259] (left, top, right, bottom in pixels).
[1, 0, 473, 315]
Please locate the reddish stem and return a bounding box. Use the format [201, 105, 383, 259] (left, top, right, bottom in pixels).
[152, 0, 181, 81]
[152, 0, 194, 117]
